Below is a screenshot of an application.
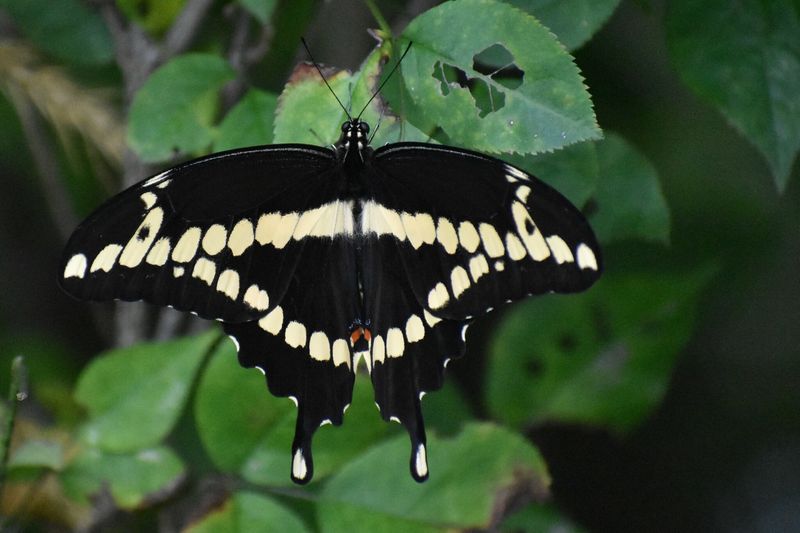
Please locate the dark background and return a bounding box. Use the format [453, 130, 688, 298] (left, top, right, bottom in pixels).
[1, 1, 798, 531]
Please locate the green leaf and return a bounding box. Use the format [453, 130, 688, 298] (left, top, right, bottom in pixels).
[400, 0, 600, 154]
[422, 381, 473, 436]
[195, 340, 393, 485]
[194, 338, 294, 473]
[60, 445, 184, 509]
[273, 64, 351, 145]
[667, 0, 800, 191]
[75, 330, 218, 452]
[274, 49, 429, 147]
[239, 373, 396, 486]
[0, 0, 113, 65]
[500, 503, 587, 532]
[508, 140, 600, 209]
[8, 440, 64, 472]
[486, 266, 714, 432]
[214, 89, 278, 151]
[317, 423, 550, 530]
[506, 0, 621, 51]
[128, 54, 235, 162]
[185, 491, 309, 533]
[590, 132, 670, 244]
[238, 0, 279, 24]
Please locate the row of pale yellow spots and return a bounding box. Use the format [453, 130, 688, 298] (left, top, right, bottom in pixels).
[63, 172, 597, 368]
[252, 298, 441, 370]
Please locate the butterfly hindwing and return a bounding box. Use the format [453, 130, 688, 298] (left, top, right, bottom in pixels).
[361, 236, 468, 481]
[370, 143, 602, 321]
[224, 237, 359, 484]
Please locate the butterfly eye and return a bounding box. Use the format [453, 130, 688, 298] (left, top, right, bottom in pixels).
[359, 122, 370, 134]
[341, 122, 349, 132]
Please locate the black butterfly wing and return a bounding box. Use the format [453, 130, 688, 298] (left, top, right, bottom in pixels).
[357, 143, 601, 479]
[224, 236, 359, 484]
[361, 235, 467, 481]
[60, 145, 338, 323]
[369, 142, 602, 321]
[60, 145, 361, 483]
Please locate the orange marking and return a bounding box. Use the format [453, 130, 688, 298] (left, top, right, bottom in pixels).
[350, 327, 372, 345]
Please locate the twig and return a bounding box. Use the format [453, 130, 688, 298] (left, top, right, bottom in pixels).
[162, 0, 216, 58]
[7, 87, 78, 240]
[0, 357, 28, 491]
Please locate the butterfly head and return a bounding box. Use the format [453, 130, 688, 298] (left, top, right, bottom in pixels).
[336, 119, 372, 166]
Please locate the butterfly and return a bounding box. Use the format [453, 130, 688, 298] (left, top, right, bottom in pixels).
[59, 50, 602, 484]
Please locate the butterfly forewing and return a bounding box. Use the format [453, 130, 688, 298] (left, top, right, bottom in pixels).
[370, 143, 602, 321]
[60, 145, 338, 323]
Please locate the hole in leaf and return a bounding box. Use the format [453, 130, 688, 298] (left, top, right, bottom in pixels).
[473, 44, 524, 91]
[431, 44, 522, 118]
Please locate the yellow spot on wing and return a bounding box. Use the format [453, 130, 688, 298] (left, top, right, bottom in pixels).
[146, 237, 171, 266]
[202, 224, 227, 256]
[90, 244, 123, 273]
[172, 227, 202, 263]
[576, 243, 598, 270]
[468, 254, 490, 282]
[255, 213, 280, 245]
[64, 254, 87, 279]
[284, 321, 307, 348]
[479, 223, 505, 258]
[427, 282, 450, 310]
[511, 201, 550, 261]
[309, 331, 331, 361]
[386, 327, 404, 358]
[216, 269, 240, 300]
[243, 284, 269, 310]
[259, 306, 283, 334]
[458, 221, 480, 253]
[119, 207, 164, 268]
[436, 218, 458, 254]
[372, 335, 385, 364]
[192, 258, 216, 286]
[228, 219, 255, 256]
[505, 232, 527, 260]
[546, 235, 575, 264]
[450, 265, 471, 298]
[332, 338, 350, 368]
[405, 315, 425, 343]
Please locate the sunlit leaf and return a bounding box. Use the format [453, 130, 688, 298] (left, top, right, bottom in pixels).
[75, 330, 218, 452]
[128, 54, 235, 161]
[400, 0, 600, 154]
[317, 423, 550, 530]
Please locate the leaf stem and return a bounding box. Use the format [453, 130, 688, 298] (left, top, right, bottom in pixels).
[0, 356, 28, 491]
[364, 0, 392, 37]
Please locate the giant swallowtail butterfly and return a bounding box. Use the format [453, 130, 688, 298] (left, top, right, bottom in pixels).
[60, 51, 601, 484]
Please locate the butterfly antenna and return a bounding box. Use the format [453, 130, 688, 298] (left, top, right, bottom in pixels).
[356, 41, 413, 120]
[301, 37, 352, 121]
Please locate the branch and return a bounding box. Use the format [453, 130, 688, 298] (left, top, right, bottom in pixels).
[7, 88, 78, 240]
[162, 0, 216, 58]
